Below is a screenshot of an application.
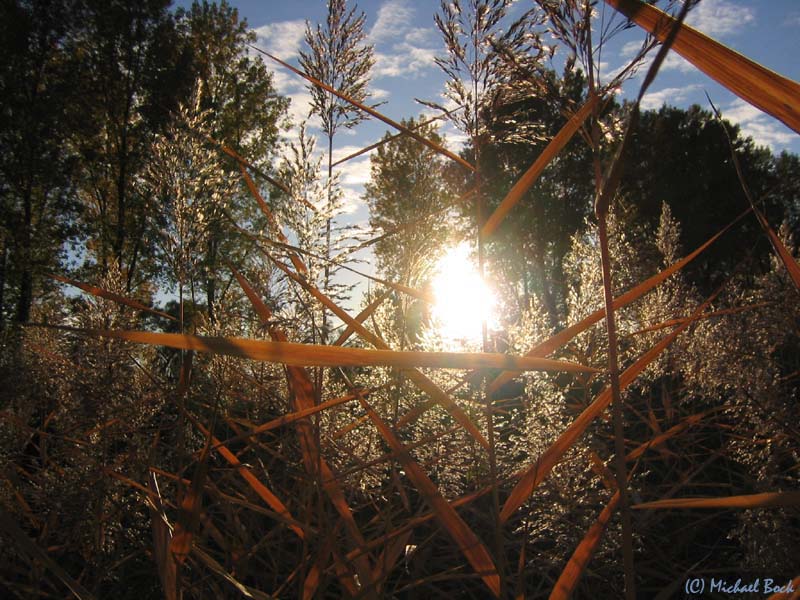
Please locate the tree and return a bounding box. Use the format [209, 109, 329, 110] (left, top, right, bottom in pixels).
[176, 0, 289, 323]
[299, 0, 374, 341]
[619, 104, 797, 292]
[365, 118, 455, 286]
[0, 0, 82, 323]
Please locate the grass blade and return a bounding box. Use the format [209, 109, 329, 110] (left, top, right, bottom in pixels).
[486, 209, 749, 396]
[603, 0, 800, 134]
[49, 273, 175, 321]
[0, 511, 97, 600]
[88, 328, 600, 372]
[248, 45, 475, 172]
[549, 491, 620, 600]
[481, 94, 600, 238]
[500, 286, 722, 523]
[357, 396, 501, 598]
[632, 492, 800, 510]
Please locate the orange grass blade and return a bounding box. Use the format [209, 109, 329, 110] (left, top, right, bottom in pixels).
[627, 302, 770, 336]
[331, 105, 464, 167]
[486, 209, 750, 396]
[207, 132, 294, 199]
[170, 423, 213, 564]
[267, 258, 491, 448]
[632, 492, 800, 510]
[248, 45, 475, 172]
[756, 208, 800, 291]
[603, 0, 800, 134]
[626, 411, 714, 461]
[333, 289, 391, 347]
[218, 391, 367, 448]
[192, 421, 305, 539]
[89, 328, 599, 372]
[481, 94, 600, 238]
[357, 396, 501, 598]
[49, 273, 175, 321]
[549, 491, 621, 600]
[147, 474, 178, 600]
[499, 290, 718, 523]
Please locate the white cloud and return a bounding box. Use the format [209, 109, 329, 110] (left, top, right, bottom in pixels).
[721, 99, 798, 150]
[784, 13, 800, 27]
[640, 84, 702, 110]
[374, 44, 437, 78]
[253, 20, 307, 93]
[369, 0, 440, 80]
[687, 0, 755, 37]
[369, 0, 414, 43]
[254, 20, 306, 61]
[285, 92, 318, 128]
[371, 87, 391, 101]
[335, 156, 371, 187]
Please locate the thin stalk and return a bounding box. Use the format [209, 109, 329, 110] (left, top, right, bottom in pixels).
[586, 1, 635, 594]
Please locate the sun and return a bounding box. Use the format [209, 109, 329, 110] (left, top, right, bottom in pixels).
[430, 242, 497, 345]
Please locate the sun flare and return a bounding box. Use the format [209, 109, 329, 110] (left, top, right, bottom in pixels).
[430, 242, 497, 344]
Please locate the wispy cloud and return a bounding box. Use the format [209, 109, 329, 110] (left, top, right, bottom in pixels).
[686, 0, 755, 37]
[374, 44, 437, 78]
[784, 12, 800, 27]
[721, 99, 797, 150]
[253, 20, 307, 93]
[640, 84, 703, 110]
[369, 0, 440, 79]
[254, 20, 306, 62]
[369, 0, 414, 43]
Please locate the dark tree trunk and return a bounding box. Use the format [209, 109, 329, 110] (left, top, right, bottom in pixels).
[15, 185, 33, 323]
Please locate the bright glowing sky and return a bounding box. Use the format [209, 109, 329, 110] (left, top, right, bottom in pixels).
[173, 0, 800, 311]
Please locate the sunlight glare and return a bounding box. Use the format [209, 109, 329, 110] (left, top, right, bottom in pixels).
[431, 242, 497, 344]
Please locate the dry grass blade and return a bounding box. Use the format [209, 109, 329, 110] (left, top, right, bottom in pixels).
[706, 96, 800, 293]
[481, 94, 600, 238]
[0, 511, 97, 600]
[170, 430, 212, 564]
[486, 209, 749, 396]
[206, 131, 294, 199]
[357, 396, 501, 598]
[230, 270, 377, 592]
[148, 474, 177, 600]
[234, 175, 309, 276]
[89, 328, 599, 372]
[268, 257, 490, 448]
[247, 44, 475, 172]
[191, 420, 305, 539]
[370, 529, 413, 596]
[499, 286, 721, 523]
[218, 391, 367, 448]
[333, 289, 391, 347]
[626, 411, 714, 461]
[191, 546, 272, 600]
[233, 223, 433, 303]
[229, 264, 276, 325]
[632, 492, 800, 510]
[331, 105, 464, 167]
[627, 302, 770, 336]
[603, 0, 800, 134]
[758, 212, 800, 290]
[549, 491, 620, 600]
[49, 273, 175, 321]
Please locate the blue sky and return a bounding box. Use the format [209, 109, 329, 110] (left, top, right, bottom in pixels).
[227, 0, 800, 219]
[175, 0, 800, 308]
